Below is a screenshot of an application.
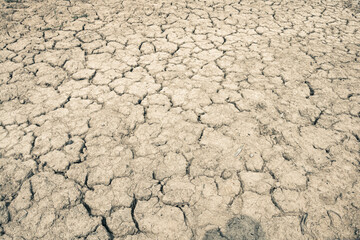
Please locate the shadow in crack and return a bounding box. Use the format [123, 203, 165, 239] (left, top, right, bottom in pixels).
[203, 215, 266, 240]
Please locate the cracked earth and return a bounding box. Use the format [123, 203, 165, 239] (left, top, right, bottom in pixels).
[0, 0, 359, 239]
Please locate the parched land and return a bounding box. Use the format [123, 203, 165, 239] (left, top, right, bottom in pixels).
[0, 0, 359, 239]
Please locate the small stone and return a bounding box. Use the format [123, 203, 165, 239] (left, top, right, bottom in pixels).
[221, 170, 233, 180]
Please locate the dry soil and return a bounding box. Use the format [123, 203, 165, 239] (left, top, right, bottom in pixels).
[0, 0, 359, 239]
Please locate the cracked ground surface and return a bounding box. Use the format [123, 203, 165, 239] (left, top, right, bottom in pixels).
[0, 0, 359, 239]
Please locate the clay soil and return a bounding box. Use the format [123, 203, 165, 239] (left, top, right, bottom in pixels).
[0, 0, 359, 239]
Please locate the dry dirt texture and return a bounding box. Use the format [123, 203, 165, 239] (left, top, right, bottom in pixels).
[0, 0, 359, 239]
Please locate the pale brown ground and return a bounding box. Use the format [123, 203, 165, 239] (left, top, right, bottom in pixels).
[0, 0, 359, 239]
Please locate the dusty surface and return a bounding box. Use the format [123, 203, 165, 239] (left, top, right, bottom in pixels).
[0, 0, 359, 239]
